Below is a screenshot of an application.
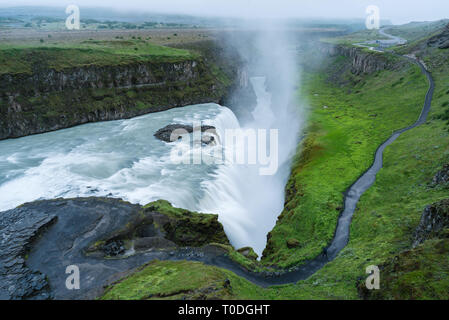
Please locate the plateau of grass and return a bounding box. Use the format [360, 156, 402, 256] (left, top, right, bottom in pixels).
[0, 39, 196, 75]
[321, 29, 388, 45]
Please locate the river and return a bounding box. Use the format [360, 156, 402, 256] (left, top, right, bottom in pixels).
[0, 76, 299, 256]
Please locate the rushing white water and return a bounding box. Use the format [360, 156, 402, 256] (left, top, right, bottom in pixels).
[198, 77, 300, 255]
[0, 76, 299, 256]
[0, 103, 236, 213]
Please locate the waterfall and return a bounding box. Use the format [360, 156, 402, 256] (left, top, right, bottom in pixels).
[198, 76, 300, 256]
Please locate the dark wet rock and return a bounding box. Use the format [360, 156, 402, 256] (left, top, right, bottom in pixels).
[413, 199, 449, 247]
[103, 240, 126, 257]
[431, 163, 449, 186]
[428, 23, 449, 49]
[154, 124, 217, 143]
[0, 204, 57, 300]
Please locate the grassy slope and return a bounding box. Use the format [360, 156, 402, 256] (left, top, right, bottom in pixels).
[262, 53, 428, 268]
[100, 260, 270, 300]
[0, 39, 196, 75]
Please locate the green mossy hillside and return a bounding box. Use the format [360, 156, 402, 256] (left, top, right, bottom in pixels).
[100, 260, 268, 300]
[0, 40, 195, 75]
[262, 52, 428, 268]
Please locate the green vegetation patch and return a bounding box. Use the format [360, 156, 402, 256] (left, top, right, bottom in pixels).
[0, 40, 196, 75]
[100, 260, 268, 300]
[358, 239, 449, 300]
[144, 200, 230, 247]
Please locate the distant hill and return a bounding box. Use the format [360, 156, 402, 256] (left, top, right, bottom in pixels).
[385, 19, 449, 42]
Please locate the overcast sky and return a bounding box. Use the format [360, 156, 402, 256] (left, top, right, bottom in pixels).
[0, 0, 448, 24]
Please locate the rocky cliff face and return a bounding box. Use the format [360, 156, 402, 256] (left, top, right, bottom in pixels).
[413, 199, 449, 247]
[318, 43, 398, 75]
[431, 163, 449, 186]
[170, 40, 257, 123]
[0, 60, 199, 97]
[0, 43, 254, 140]
[0, 197, 230, 299]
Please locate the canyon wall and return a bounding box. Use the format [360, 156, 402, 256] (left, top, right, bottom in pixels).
[0, 42, 255, 140]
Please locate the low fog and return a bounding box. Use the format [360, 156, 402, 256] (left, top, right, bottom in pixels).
[1, 0, 449, 24]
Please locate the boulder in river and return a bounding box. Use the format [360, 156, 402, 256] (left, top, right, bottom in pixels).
[154, 123, 218, 144]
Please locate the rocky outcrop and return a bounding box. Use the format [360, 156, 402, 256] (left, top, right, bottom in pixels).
[428, 23, 449, 49]
[431, 163, 449, 186]
[154, 124, 217, 143]
[318, 43, 399, 75]
[144, 200, 230, 247]
[0, 60, 200, 97]
[413, 199, 449, 247]
[0, 197, 231, 299]
[0, 205, 57, 300]
[236, 247, 258, 261]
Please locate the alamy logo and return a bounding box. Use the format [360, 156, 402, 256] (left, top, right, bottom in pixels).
[65, 265, 80, 290]
[365, 265, 380, 290]
[169, 121, 279, 176]
[65, 5, 80, 30]
[365, 5, 380, 30]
